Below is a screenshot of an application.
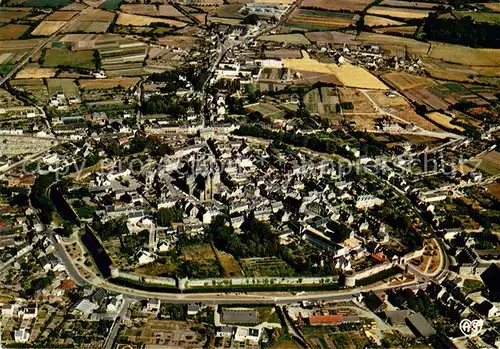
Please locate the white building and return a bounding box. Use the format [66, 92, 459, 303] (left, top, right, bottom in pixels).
[419, 192, 447, 203]
[136, 249, 155, 265]
[234, 327, 261, 344]
[22, 307, 38, 320]
[14, 329, 30, 343]
[355, 195, 384, 209]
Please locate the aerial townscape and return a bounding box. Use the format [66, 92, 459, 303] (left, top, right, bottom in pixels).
[0, 0, 499, 348]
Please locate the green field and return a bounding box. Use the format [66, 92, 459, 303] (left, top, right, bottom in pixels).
[455, 11, 500, 24]
[23, 0, 71, 7]
[99, 0, 123, 10]
[42, 49, 95, 69]
[241, 257, 296, 277]
[0, 64, 13, 77]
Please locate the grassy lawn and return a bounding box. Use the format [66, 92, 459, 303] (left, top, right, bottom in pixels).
[462, 279, 484, 295]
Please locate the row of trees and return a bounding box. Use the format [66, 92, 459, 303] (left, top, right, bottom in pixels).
[423, 14, 500, 48]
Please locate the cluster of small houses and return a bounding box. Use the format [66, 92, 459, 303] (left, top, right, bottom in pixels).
[77, 131, 493, 277]
[80, 137, 409, 274]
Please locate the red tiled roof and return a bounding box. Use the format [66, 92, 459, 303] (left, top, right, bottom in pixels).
[58, 279, 76, 290]
[308, 315, 343, 324]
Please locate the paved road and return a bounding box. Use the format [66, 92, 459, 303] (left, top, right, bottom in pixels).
[102, 298, 132, 349]
[48, 230, 89, 286]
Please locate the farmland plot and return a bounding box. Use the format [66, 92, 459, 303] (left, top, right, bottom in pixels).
[0, 10, 30, 23]
[455, 11, 500, 24]
[380, 0, 442, 8]
[374, 25, 418, 35]
[42, 49, 95, 69]
[367, 6, 434, 18]
[23, 0, 71, 7]
[258, 33, 311, 45]
[356, 32, 431, 56]
[159, 4, 186, 17]
[0, 38, 41, 53]
[78, 8, 115, 21]
[301, 0, 373, 12]
[45, 10, 78, 20]
[64, 21, 110, 33]
[426, 112, 464, 131]
[287, 9, 359, 29]
[305, 31, 359, 45]
[78, 77, 140, 89]
[116, 12, 187, 27]
[381, 72, 435, 90]
[120, 4, 159, 16]
[481, 3, 500, 11]
[46, 78, 79, 98]
[61, 2, 88, 10]
[364, 15, 405, 26]
[0, 24, 30, 40]
[15, 64, 56, 78]
[31, 20, 66, 36]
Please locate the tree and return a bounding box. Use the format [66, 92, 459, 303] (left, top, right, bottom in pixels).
[155, 206, 183, 227]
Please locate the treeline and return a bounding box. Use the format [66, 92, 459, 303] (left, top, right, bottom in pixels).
[423, 15, 500, 48]
[234, 124, 354, 159]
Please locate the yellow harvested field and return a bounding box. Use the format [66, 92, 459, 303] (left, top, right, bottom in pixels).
[364, 15, 405, 26]
[283, 51, 388, 89]
[78, 9, 115, 21]
[46, 11, 78, 21]
[426, 112, 464, 131]
[16, 64, 57, 79]
[116, 12, 187, 27]
[78, 77, 140, 89]
[301, 0, 373, 11]
[481, 3, 500, 11]
[31, 20, 66, 36]
[356, 32, 431, 56]
[382, 72, 435, 90]
[429, 43, 500, 67]
[335, 63, 388, 90]
[367, 6, 433, 18]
